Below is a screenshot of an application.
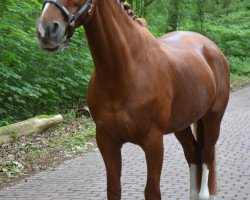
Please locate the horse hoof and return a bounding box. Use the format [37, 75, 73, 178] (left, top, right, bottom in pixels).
[198, 192, 210, 200]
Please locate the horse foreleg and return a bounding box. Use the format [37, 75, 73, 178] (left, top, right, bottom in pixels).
[141, 130, 164, 200]
[174, 126, 200, 200]
[96, 130, 123, 200]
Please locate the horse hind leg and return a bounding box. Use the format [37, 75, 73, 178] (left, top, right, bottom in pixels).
[198, 43, 230, 200]
[174, 126, 201, 200]
[177, 119, 220, 200]
[197, 117, 222, 200]
[198, 91, 229, 199]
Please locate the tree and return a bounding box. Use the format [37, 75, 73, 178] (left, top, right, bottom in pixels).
[129, 0, 156, 17]
[197, 0, 206, 31]
[223, 0, 231, 9]
[223, 0, 231, 15]
[166, 0, 180, 32]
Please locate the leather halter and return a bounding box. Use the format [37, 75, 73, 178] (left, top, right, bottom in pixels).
[43, 0, 94, 41]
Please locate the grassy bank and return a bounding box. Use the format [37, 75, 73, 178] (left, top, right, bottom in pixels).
[231, 73, 250, 90]
[230, 58, 250, 90]
[0, 116, 96, 189]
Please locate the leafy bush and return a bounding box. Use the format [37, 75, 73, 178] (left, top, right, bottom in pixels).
[0, 0, 249, 125]
[0, 1, 93, 126]
[146, 0, 250, 80]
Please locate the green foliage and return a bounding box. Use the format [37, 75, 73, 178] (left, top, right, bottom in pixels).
[143, 0, 250, 82]
[0, 0, 93, 126]
[177, 1, 250, 79]
[0, 0, 249, 125]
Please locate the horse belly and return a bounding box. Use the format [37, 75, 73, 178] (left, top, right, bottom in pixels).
[162, 47, 218, 132]
[167, 82, 215, 133]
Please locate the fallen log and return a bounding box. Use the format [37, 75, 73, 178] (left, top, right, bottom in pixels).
[0, 115, 63, 144]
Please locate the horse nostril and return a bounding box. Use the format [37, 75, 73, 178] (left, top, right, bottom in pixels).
[37, 30, 42, 39]
[52, 22, 59, 33]
[50, 22, 60, 38]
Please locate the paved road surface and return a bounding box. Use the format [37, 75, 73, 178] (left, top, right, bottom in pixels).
[0, 87, 249, 200]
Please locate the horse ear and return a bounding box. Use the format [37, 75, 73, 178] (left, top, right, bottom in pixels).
[136, 18, 148, 27]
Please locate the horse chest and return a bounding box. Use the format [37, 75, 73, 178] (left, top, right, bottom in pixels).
[88, 91, 166, 143]
[93, 107, 143, 143]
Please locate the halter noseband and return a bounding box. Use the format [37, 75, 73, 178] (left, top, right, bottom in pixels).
[43, 0, 94, 41]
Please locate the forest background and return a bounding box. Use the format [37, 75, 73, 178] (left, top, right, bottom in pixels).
[0, 0, 249, 126]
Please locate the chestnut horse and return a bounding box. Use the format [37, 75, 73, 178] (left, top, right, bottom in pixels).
[36, 0, 230, 199]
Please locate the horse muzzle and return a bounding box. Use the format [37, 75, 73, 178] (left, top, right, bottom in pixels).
[36, 20, 65, 51]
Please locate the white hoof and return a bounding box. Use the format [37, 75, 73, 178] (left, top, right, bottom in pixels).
[198, 191, 210, 200]
[199, 164, 210, 200]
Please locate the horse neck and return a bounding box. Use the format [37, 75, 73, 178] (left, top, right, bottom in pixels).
[84, 0, 142, 79]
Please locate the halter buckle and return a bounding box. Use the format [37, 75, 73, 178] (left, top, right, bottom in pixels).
[88, 4, 94, 15]
[69, 16, 76, 27]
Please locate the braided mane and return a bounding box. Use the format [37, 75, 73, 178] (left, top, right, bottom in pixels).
[120, 0, 147, 27]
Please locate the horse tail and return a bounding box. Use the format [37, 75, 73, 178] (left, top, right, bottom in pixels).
[193, 119, 217, 195]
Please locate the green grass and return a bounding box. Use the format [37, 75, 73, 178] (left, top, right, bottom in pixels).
[230, 73, 250, 90]
[9, 131, 20, 141]
[230, 57, 250, 89]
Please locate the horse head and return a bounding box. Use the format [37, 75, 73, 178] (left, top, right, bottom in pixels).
[36, 0, 95, 51]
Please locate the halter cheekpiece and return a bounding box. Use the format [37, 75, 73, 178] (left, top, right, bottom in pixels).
[43, 0, 94, 41]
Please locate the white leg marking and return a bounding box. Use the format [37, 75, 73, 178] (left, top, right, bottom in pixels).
[190, 164, 198, 200]
[199, 164, 210, 200]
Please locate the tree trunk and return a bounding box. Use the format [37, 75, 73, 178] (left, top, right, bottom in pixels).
[166, 0, 180, 32]
[135, 0, 141, 15]
[223, 0, 231, 9]
[223, 0, 231, 15]
[197, 0, 206, 32]
[0, 115, 63, 144]
[213, 0, 220, 16]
